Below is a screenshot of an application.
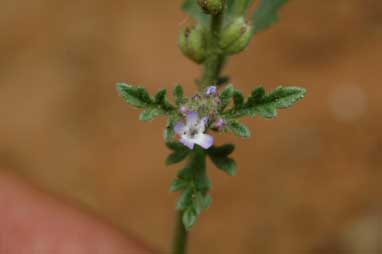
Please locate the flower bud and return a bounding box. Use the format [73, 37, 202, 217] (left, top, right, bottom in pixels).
[224, 23, 253, 55]
[198, 0, 224, 15]
[219, 17, 246, 49]
[178, 25, 207, 64]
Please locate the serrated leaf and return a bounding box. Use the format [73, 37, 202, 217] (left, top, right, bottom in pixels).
[252, 86, 306, 119]
[166, 149, 190, 165]
[209, 155, 237, 176]
[154, 89, 166, 104]
[116, 83, 152, 108]
[208, 144, 235, 157]
[225, 120, 251, 138]
[164, 117, 178, 142]
[252, 0, 288, 34]
[176, 187, 193, 211]
[170, 178, 189, 192]
[233, 90, 245, 109]
[181, 0, 209, 26]
[173, 84, 184, 105]
[139, 107, 163, 121]
[219, 84, 234, 110]
[182, 207, 197, 230]
[197, 192, 211, 209]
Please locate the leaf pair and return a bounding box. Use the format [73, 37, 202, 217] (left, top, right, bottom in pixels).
[116, 83, 176, 121]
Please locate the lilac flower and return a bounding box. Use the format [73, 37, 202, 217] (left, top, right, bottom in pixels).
[179, 106, 188, 115]
[174, 112, 214, 150]
[213, 118, 225, 129]
[206, 86, 217, 96]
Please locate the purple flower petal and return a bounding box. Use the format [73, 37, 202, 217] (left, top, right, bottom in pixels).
[174, 122, 185, 135]
[206, 86, 217, 96]
[180, 137, 195, 149]
[193, 133, 214, 149]
[185, 112, 199, 126]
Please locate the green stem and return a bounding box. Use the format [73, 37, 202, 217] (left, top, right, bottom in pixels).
[200, 11, 225, 89]
[171, 211, 188, 254]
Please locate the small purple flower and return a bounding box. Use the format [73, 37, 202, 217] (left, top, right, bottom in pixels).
[174, 112, 214, 150]
[179, 106, 188, 115]
[206, 86, 217, 96]
[213, 118, 225, 129]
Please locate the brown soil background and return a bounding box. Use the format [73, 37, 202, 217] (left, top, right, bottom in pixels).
[1, 0, 382, 253]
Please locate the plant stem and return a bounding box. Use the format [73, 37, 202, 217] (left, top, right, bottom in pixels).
[171, 211, 188, 254]
[200, 11, 225, 89]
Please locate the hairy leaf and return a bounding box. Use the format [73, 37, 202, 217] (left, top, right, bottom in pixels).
[219, 84, 234, 110]
[225, 120, 251, 138]
[250, 86, 306, 118]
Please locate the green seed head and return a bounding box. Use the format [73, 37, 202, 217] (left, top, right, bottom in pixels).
[178, 25, 207, 64]
[198, 0, 224, 15]
[219, 17, 246, 49]
[224, 23, 253, 55]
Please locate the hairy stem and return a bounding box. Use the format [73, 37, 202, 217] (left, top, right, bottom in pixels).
[200, 11, 225, 89]
[171, 211, 188, 254]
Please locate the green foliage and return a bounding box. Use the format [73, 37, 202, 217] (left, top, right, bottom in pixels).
[172, 146, 211, 230]
[247, 86, 306, 118]
[252, 0, 288, 34]
[173, 84, 185, 105]
[166, 142, 190, 165]
[232, 90, 245, 109]
[219, 84, 234, 110]
[222, 85, 306, 119]
[116, 83, 176, 122]
[208, 144, 237, 176]
[224, 120, 251, 138]
[181, 0, 209, 26]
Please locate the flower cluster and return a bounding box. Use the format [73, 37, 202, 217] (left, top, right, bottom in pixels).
[174, 86, 225, 150]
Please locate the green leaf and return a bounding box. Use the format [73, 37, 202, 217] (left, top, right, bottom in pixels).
[176, 187, 193, 211]
[182, 207, 197, 230]
[116, 83, 152, 108]
[219, 84, 234, 110]
[166, 149, 190, 165]
[233, 90, 245, 109]
[251, 0, 288, 34]
[170, 178, 189, 192]
[154, 89, 174, 111]
[209, 155, 237, 176]
[197, 192, 211, 209]
[208, 144, 235, 157]
[164, 117, 178, 142]
[139, 107, 163, 121]
[173, 84, 185, 105]
[250, 86, 306, 119]
[181, 0, 209, 26]
[225, 120, 251, 138]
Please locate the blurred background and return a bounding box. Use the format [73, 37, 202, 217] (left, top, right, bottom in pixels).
[1, 0, 382, 253]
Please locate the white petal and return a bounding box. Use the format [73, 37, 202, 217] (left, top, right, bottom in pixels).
[180, 136, 195, 149]
[193, 133, 214, 149]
